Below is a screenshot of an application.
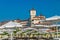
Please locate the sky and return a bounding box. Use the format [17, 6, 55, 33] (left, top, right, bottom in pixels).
[0, 0, 60, 21]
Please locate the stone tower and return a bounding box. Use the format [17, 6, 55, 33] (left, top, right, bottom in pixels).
[30, 8, 36, 27]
